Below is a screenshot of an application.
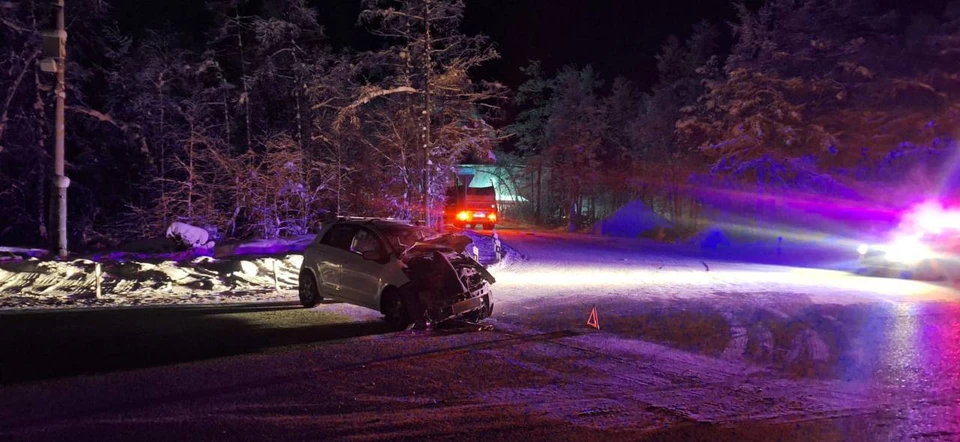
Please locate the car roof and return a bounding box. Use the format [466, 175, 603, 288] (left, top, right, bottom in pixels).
[336, 217, 418, 230]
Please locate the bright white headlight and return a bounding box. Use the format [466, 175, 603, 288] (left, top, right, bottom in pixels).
[884, 237, 930, 264]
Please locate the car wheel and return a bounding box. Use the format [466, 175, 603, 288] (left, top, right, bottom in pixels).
[298, 271, 322, 308]
[382, 289, 414, 331]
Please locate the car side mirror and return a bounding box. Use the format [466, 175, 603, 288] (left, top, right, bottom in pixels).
[362, 250, 384, 262]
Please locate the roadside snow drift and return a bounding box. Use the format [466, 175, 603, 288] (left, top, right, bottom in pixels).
[0, 232, 505, 310]
[0, 254, 304, 309]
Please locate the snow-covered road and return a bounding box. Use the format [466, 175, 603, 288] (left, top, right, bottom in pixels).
[3, 229, 960, 440]
[491, 229, 957, 304]
[480, 229, 960, 438]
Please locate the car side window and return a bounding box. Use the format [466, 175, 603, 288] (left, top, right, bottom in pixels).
[350, 228, 383, 255]
[320, 224, 357, 251]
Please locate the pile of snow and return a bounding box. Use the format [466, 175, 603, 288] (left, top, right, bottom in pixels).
[0, 254, 304, 309]
[0, 230, 514, 310]
[214, 235, 316, 257]
[692, 228, 732, 250]
[457, 229, 521, 270]
[166, 222, 215, 249]
[0, 247, 49, 263]
[0, 234, 319, 309]
[588, 199, 670, 239]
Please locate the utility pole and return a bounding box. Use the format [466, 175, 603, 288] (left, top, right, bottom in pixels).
[40, 0, 70, 257]
[38, 0, 69, 257]
[53, 0, 68, 258]
[422, 0, 432, 228]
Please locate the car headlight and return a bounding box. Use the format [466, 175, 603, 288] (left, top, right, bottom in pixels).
[884, 236, 930, 264]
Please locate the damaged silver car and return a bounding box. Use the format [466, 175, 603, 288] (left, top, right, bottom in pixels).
[298, 218, 495, 330]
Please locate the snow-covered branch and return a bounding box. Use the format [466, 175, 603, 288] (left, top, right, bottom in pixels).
[331, 85, 418, 128]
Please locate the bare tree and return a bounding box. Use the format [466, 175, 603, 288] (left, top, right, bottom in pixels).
[358, 0, 505, 227]
[207, 0, 255, 152]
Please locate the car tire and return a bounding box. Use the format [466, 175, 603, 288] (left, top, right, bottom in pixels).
[382, 289, 415, 331]
[298, 271, 322, 308]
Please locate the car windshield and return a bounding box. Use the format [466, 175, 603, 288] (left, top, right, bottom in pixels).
[377, 224, 439, 252]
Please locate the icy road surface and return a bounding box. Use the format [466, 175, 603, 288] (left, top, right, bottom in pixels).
[3, 229, 960, 440]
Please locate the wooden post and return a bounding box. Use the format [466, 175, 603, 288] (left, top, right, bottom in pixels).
[273, 259, 280, 292]
[94, 262, 101, 298]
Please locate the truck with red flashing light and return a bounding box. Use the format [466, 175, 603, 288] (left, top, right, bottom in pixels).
[444, 184, 498, 229]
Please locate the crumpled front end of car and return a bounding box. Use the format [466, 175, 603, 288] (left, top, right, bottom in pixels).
[401, 243, 495, 323]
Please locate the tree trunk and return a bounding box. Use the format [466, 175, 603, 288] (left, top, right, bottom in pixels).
[222, 83, 231, 146]
[187, 124, 194, 219]
[336, 142, 343, 216]
[37, 168, 47, 240]
[422, 0, 433, 228]
[535, 163, 542, 225]
[158, 75, 167, 221]
[235, 10, 252, 152]
[34, 69, 48, 240]
[291, 41, 308, 188]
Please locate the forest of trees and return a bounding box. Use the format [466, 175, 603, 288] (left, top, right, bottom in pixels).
[2, 0, 960, 249]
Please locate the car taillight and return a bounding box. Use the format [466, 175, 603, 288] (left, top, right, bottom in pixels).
[456, 211, 471, 221]
[487, 213, 497, 222]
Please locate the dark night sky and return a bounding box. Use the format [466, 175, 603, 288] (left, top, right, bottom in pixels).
[460, 0, 742, 91]
[113, 0, 952, 93]
[112, 0, 744, 92]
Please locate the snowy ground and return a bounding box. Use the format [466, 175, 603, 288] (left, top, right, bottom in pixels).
[3, 227, 960, 440]
[0, 232, 507, 310]
[476, 230, 960, 434]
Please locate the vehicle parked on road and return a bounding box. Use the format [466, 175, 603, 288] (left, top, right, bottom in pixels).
[298, 217, 495, 330]
[857, 201, 960, 280]
[444, 185, 498, 229]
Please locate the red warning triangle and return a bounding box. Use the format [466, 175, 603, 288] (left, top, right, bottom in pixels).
[586, 305, 600, 330]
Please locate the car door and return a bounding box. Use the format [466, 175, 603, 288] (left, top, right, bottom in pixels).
[339, 226, 391, 308]
[312, 224, 357, 298]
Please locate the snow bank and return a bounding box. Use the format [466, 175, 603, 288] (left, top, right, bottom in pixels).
[0, 247, 49, 263]
[0, 235, 321, 310]
[589, 199, 670, 239]
[462, 229, 521, 272]
[0, 254, 304, 309]
[213, 235, 316, 257]
[0, 231, 515, 310]
[166, 222, 214, 248]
